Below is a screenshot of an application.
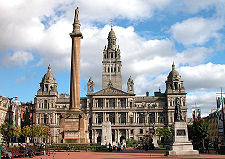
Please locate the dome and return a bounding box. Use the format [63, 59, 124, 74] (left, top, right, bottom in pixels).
[41, 65, 56, 83]
[167, 63, 181, 81]
[108, 28, 116, 39]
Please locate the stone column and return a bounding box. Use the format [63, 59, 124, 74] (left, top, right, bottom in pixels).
[156, 112, 158, 123]
[69, 8, 83, 111]
[126, 129, 129, 140]
[115, 112, 118, 124]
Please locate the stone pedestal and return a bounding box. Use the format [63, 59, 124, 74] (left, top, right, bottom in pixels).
[167, 121, 199, 156]
[61, 112, 89, 144]
[101, 121, 112, 145]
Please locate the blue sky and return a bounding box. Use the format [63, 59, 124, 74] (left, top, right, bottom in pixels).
[0, 0, 225, 117]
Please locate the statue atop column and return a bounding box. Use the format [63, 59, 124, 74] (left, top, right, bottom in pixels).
[75, 7, 79, 21]
[72, 7, 82, 37]
[174, 97, 183, 121]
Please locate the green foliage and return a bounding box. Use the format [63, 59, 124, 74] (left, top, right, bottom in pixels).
[0, 122, 14, 140]
[87, 145, 108, 152]
[65, 139, 79, 143]
[156, 127, 173, 145]
[50, 144, 89, 151]
[43, 126, 51, 137]
[188, 120, 210, 150]
[126, 139, 138, 148]
[22, 125, 31, 137]
[36, 125, 44, 137]
[13, 126, 22, 137]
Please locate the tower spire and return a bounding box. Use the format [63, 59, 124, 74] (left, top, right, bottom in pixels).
[110, 20, 113, 30]
[48, 64, 51, 71]
[172, 61, 175, 70]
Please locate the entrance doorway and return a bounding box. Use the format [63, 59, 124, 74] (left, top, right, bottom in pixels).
[97, 136, 101, 145]
[120, 136, 126, 144]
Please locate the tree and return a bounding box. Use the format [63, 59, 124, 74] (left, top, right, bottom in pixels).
[126, 139, 138, 148]
[30, 125, 39, 143]
[188, 120, 210, 151]
[22, 125, 31, 143]
[156, 127, 173, 147]
[0, 122, 14, 145]
[14, 126, 22, 142]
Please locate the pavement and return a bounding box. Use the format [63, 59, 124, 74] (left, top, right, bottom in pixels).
[18, 149, 225, 159]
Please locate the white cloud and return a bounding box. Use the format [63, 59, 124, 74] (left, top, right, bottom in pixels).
[181, 0, 225, 15]
[170, 17, 224, 46]
[179, 63, 225, 91]
[2, 51, 34, 66]
[78, 0, 172, 22]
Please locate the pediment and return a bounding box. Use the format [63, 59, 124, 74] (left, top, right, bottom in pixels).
[94, 87, 130, 96]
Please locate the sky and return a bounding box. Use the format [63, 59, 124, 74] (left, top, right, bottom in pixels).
[0, 0, 225, 117]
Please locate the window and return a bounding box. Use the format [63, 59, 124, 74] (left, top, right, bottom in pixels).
[130, 102, 133, 108]
[149, 113, 155, 123]
[120, 113, 126, 123]
[97, 113, 103, 124]
[44, 100, 47, 109]
[44, 114, 48, 125]
[139, 113, 145, 123]
[140, 129, 143, 134]
[130, 116, 133, 123]
[131, 129, 134, 134]
[45, 85, 48, 92]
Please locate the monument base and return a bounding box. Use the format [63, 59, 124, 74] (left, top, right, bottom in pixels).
[60, 111, 89, 144]
[167, 142, 199, 156]
[167, 121, 199, 156]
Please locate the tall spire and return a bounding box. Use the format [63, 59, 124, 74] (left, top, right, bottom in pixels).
[172, 61, 175, 70]
[110, 20, 113, 30]
[48, 64, 51, 71]
[107, 20, 116, 49]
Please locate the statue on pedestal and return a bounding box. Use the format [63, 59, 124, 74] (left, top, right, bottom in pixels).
[174, 97, 183, 121]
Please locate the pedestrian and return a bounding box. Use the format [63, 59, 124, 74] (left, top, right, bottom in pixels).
[1, 143, 12, 159]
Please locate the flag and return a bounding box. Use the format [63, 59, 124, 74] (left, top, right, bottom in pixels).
[217, 97, 221, 110]
[192, 109, 196, 122]
[197, 109, 201, 121]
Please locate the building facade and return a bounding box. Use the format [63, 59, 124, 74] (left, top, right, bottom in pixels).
[34, 25, 188, 144]
[0, 96, 8, 125]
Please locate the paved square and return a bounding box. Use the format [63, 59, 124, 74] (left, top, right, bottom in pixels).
[19, 151, 225, 159]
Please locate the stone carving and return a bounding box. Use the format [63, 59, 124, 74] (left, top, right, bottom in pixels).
[175, 97, 182, 121]
[75, 7, 79, 21]
[94, 87, 129, 96]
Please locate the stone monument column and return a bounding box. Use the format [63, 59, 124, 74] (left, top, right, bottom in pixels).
[60, 7, 89, 144]
[70, 7, 83, 111]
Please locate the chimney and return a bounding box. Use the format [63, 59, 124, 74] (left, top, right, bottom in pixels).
[146, 91, 149, 97]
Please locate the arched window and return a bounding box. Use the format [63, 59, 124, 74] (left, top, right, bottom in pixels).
[129, 85, 133, 91]
[111, 53, 113, 58]
[108, 67, 110, 73]
[45, 85, 48, 92]
[111, 66, 113, 72]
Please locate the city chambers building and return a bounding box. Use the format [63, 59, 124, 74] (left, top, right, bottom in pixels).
[34, 24, 187, 144]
